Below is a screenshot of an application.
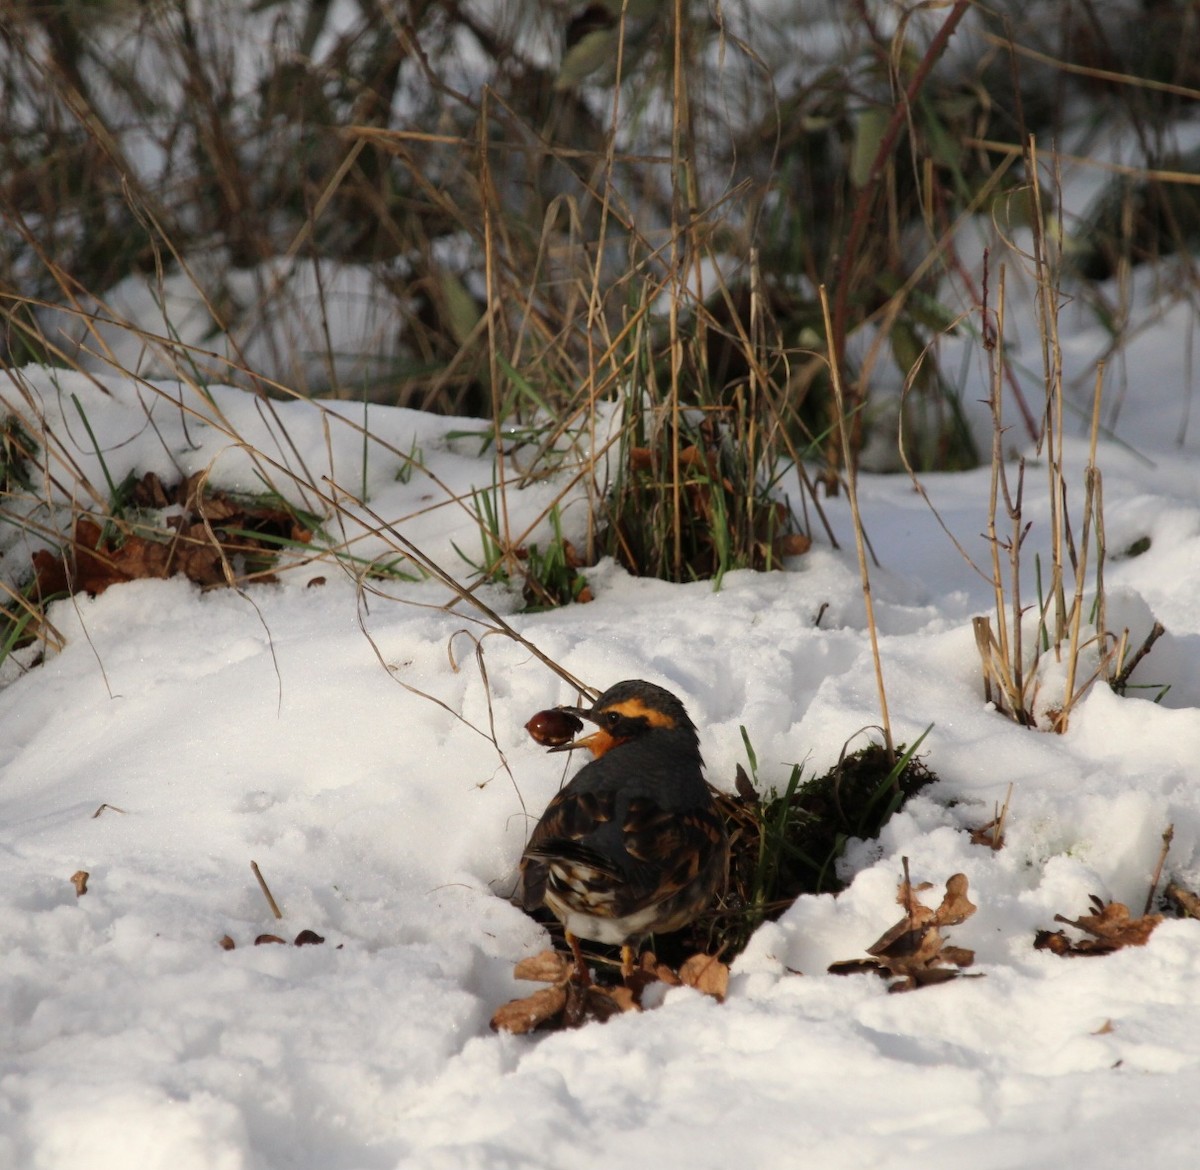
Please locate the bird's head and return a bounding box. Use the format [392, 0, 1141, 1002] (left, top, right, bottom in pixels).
[548, 679, 699, 758]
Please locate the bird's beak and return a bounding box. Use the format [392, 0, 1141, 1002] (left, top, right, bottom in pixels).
[545, 704, 600, 753]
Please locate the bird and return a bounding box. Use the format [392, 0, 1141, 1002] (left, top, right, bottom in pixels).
[520, 679, 728, 984]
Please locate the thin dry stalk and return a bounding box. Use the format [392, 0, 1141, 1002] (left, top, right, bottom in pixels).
[1059, 364, 1106, 727]
[1145, 825, 1174, 915]
[820, 285, 894, 760]
[251, 860, 283, 920]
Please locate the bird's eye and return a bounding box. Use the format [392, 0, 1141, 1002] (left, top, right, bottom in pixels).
[604, 711, 620, 728]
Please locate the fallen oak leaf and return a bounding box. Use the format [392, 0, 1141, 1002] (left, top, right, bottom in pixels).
[777, 532, 813, 557]
[1032, 929, 1075, 956]
[564, 982, 640, 1027]
[602, 985, 640, 1014]
[930, 872, 977, 928]
[678, 953, 730, 1001]
[832, 868, 978, 991]
[513, 949, 572, 983]
[491, 985, 569, 1034]
[1164, 879, 1200, 920]
[70, 870, 89, 896]
[888, 966, 978, 994]
[640, 950, 682, 987]
[1064, 901, 1161, 947]
[1036, 898, 1162, 956]
[293, 930, 325, 946]
[938, 945, 976, 968]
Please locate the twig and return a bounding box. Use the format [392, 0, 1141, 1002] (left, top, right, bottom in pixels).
[324, 475, 597, 698]
[1112, 621, 1166, 691]
[91, 803, 127, 818]
[251, 860, 283, 920]
[821, 285, 894, 761]
[991, 782, 1013, 851]
[1145, 824, 1174, 916]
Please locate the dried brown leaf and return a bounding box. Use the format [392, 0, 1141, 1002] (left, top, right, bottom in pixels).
[603, 985, 640, 1013]
[1040, 899, 1163, 956]
[777, 533, 812, 557]
[1067, 902, 1162, 946]
[968, 820, 1004, 849]
[254, 934, 287, 946]
[734, 763, 758, 802]
[837, 872, 979, 991]
[678, 953, 730, 1001]
[491, 985, 569, 1034]
[1033, 929, 1075, 955]
[513, 949, 572, 983]
[293, 930, 325, 946]
[1165, 880, 1200, 920]
[70, 870, 89, 896]
[219, 935, 236, 951]
[888, 967, 965, 994]
[938, 945, 976, 969]
[931, 873, 976, 928]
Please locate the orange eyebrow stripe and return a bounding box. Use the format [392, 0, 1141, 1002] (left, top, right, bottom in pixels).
[601, 697, 678, 729]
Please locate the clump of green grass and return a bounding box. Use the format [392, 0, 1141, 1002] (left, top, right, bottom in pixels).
[683, 726, 936, 961]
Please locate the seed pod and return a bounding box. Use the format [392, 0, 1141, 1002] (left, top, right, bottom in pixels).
[525, 708, 584, 747]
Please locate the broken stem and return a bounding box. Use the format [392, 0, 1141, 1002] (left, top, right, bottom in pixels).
[251, 859, 283, 920]
[1145, 824, 1174, 916]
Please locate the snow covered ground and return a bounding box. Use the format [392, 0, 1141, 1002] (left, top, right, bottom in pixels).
[4, 245, 1200, 1169]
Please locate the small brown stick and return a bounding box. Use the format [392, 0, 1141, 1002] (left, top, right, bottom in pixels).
[820, 284, 894, 762]
[91, 803, 127, 818]
[251, 860, 283, 920]
[1112, 621, 1166, 691]
[1145, 825, 1174, 916]
[988, 783, 1014, 851]
[900, 856, 915, 921]
[972, 616, 996, 707]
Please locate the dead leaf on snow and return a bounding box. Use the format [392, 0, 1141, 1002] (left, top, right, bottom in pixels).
[1034, 895, 1163, 956]
[513, 949, 572, 983]
[70, 870, 89, 896]
[830, 864, 979, 992]
[491, 985, 569, 1034]
[1163, 879, 1200, 921]
[491, 946, 725, 1032]
[30, 473, 313, 600]
[678, 953, 730, 1001]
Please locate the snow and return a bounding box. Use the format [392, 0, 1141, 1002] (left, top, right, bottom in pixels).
[4, 310, 1200, 1168]
[7, 2, 1200, 1158]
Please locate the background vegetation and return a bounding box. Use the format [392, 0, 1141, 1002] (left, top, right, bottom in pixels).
[1, 0, 1198, 616]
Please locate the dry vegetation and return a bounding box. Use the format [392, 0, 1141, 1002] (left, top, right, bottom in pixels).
[3, 2, 1199, 597]
[1, 2, 1198, 973]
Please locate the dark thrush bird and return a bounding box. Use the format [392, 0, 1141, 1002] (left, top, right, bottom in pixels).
[520, 679, 728, 982]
